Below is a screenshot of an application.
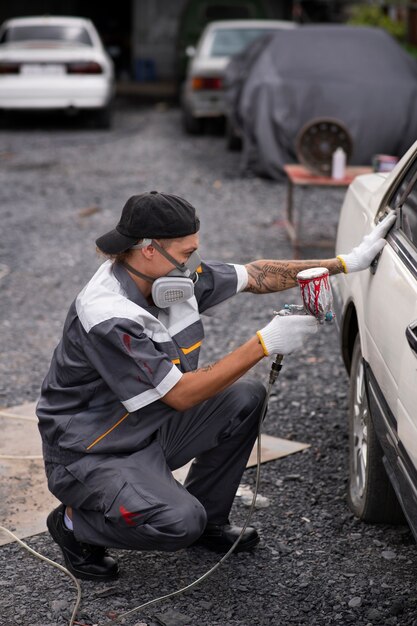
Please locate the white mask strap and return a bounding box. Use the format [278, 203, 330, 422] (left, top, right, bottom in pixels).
[130, 238, 152, 250]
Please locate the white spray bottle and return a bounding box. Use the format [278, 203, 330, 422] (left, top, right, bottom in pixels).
[331, 147, 346, 180]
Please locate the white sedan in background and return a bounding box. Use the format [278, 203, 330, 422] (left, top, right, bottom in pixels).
[0, 16, 114, 127]
[181, 19, 295, 134]
[332, 139, 417, 539]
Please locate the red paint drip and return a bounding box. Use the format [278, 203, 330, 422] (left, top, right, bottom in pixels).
[120, 505, 142, 526]
[123, 333, 132, 352]
[141, 360, 153, 375]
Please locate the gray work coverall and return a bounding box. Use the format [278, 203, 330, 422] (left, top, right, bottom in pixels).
[37, 260, 266, 550]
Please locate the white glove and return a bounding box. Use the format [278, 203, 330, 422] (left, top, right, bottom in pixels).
[257, 314, 319, 356]
[337, 212, 396, 273]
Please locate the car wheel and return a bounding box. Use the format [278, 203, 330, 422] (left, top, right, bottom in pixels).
[182, 106, 204, 135]
[225, 117, 242, 151]
[347, 335, 404, 524]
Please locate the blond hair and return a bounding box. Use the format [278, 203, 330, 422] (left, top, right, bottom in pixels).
[96, 237, 182, 264]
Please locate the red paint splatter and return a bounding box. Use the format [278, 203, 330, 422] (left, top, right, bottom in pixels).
[123, 333, 132, 352]
[120, 505, 142, 526]
[141, 360, 153, 375]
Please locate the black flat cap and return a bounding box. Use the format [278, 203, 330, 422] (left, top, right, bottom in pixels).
[96, 191, 200, 254]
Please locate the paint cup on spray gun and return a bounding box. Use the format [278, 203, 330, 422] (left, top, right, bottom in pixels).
[296, 267, 334, 323]
[269, 267, 334, 384]
[270, 268, 334, 383]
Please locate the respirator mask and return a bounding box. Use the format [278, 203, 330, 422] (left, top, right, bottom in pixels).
[122, 238, 201, 308]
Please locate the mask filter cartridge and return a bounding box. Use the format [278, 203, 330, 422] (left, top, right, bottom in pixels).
[152, 278, 195, 308]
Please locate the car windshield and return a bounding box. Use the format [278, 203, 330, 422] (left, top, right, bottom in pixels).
[0, 25, 93, 46]
[208, 28, 274, 57]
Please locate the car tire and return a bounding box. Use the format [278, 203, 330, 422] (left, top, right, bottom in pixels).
[182, 106, 204, 135]
[347, 335, 404, 524]
[225, 117, 242, 151]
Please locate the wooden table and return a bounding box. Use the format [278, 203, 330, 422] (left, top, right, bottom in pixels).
[283, 164, 373, 257]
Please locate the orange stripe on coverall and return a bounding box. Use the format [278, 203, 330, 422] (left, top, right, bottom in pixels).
[86, 412, 130, 450]
[181, 340, 202, 355]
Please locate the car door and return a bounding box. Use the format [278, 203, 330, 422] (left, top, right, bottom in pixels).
[367, 158, 417, 467]
[388, 162, 417, 466]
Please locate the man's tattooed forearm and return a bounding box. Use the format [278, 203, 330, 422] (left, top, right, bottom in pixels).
[245, 258, 343, 294]
[246, 262, 296, 293]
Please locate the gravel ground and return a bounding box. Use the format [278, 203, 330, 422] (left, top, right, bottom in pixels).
[0, 101, 416, 626]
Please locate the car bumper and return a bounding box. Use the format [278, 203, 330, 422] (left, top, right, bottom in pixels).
[0, 77, 113, 110]
[186, 90, 225, 118]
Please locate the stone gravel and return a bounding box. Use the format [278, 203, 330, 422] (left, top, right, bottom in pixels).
[0, 101, 417, 626]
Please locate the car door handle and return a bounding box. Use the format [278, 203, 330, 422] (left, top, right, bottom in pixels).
[406, 321, 417, 354]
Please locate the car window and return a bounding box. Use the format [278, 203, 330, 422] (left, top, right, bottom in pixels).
[208, 28, 274, 57]
[0, 25, 93, 46]
[390, 158, 417, 247]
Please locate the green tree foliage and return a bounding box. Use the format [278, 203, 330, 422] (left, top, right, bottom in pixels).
[348, 4, 405, 41]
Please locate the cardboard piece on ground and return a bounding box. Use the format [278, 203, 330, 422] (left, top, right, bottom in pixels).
[0, 402, 59, 547]
[172, 435, 309, 483]
[0, 402, 310, 546]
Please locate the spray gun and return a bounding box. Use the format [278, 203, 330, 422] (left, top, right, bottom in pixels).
[269, 267, 334, 385]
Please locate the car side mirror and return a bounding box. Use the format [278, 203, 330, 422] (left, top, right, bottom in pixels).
[185, 45, 196, 58]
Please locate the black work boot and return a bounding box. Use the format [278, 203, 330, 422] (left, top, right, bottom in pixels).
[193, 522, 260, 553]
[47, 505, 119, 581]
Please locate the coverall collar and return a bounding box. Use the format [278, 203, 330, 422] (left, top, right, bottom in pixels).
[112, 261, 159, 315]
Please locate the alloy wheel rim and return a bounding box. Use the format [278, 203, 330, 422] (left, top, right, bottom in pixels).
[351, 358, 368, 502]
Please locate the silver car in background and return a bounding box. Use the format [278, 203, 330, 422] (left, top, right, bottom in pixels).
[0, 16, 114, 127]
[181, 19, 295, 134]
[332, 139, 417, 539]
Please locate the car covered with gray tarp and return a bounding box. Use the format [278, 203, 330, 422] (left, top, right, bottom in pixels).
[224, 25, 417, 179]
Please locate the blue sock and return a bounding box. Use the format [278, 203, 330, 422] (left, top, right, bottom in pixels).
[64, 508, 74, 531]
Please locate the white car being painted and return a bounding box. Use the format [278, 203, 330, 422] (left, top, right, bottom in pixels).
[181, 19, 295, 134]
[332, 139, 417, 539]
[0, 16, 114, 127]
